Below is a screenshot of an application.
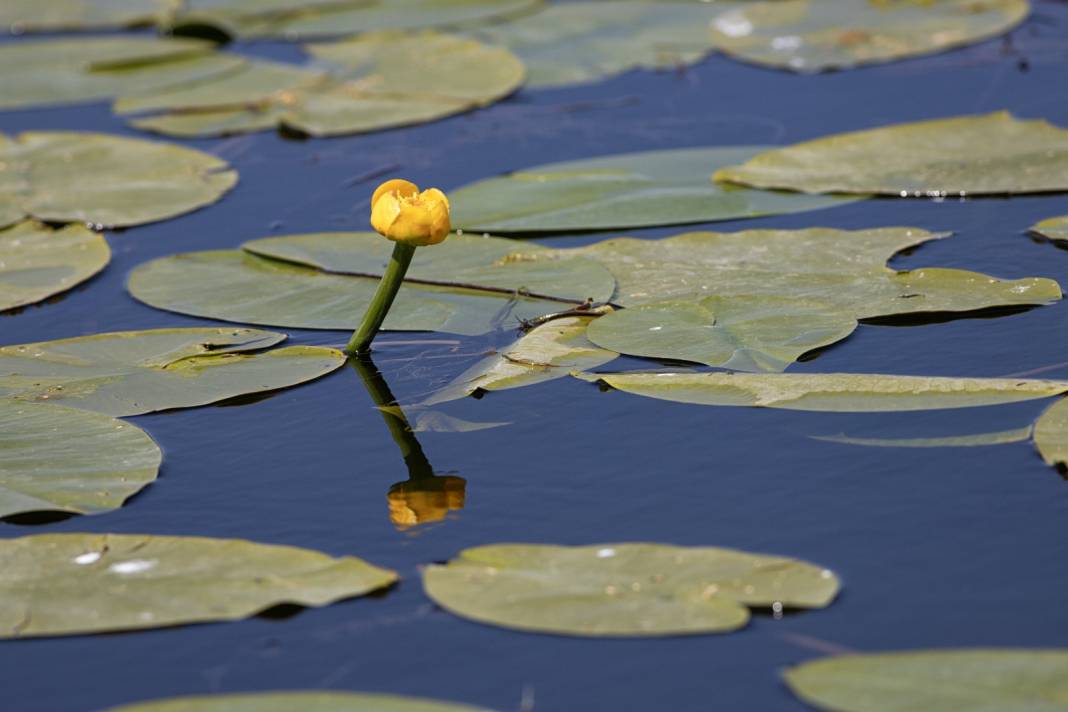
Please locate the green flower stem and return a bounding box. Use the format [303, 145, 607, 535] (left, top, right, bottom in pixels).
[345, 241, 417, 356]
[350, 355, 433, 480]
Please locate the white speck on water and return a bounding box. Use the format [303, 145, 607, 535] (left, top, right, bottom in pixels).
[596, 547, 617, 558]
[109, 559, 157, 575]
[74, 552, 101, 565]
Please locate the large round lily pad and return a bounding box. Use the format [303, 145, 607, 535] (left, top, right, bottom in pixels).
[710, 0, 1029, 73]
[713, 112, 1068, 196]
[1033, 397, 1068, 469]
[106, 691, 493, 712]
[577, 371, 1068, 412]
[449, 146, 860, 233]
[0, 328, 345, 416]
[0, 221, 110, 313]
[0, 0, 171, 32]
[0, 400, 161, 520]
[784, 649, 1068, 712]
[1031, 215, 1068, 243]
[0, 533, 397, 638]
[0, 131, 237, 229]
[423, 543, 839, 636]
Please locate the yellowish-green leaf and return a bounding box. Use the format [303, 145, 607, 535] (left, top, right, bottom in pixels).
[421, 313, 618, 405]
[714, 112, 1068, 196]
[0, 1, 174, 33]
[0, 222, 110, 312]
[0, 131, 237, 229]
[450, 147, 860, 233]
[784, 649, 1068, 712]
[710, 0, 1029, 73]
[813, 425, 1033, 448]
[1034, 397, 1068, 469]
[1031, 215, 1068, 243]
[577, 371, 1068, 412]
[0, 533, 396, 638]
[0, 400, 161, 519]
[0, 328, 345, 416]
[424, 543, 839, 637]
[105, 690, 493, 712]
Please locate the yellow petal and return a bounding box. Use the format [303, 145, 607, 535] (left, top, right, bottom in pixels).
[371, 179, 419, 210]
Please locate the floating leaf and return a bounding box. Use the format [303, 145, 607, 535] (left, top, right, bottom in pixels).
[814, 426, 1033, 448]
[577, 371, 1068, 412]
[421, 312, 618, 404]
[129, 232, 614, 335]
[471, 0, 723, 88]
[424, 543, 839, 637]
[710, 0, 1029, 73]
[586, 296, 856, 372]
[175, 0, 542, 40]
[1031, 215, 1068, 243]
[0, 37, 244, 111]
[1033, 397, 1068, 469]
[449, 147, 860, 233]
[714, 112, 1068, 196]
[784, 649, 1068, 712]
[0, 533, 396, 638]
[0, 131, 237, 229]
[124, 32, 524, 138]
[0, 222, 110, 313]
[0, 0, 172, 33]
[105, 690, 493, 712]
[0, 328, 345, 416]
[0, 400, 160, 520]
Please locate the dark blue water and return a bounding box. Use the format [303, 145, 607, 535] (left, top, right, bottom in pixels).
[4, 5, 1068, 710]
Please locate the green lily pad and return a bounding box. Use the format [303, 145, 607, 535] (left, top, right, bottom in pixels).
[123, 32, 524, 138]
[105, 691, 493, 712]
[449, 147, 860, 233]
[0, 328, 345, 416]
[0, 400, 161, 519]
[0, 0, 173, 33]
[421, 312, 618, 405]
[784, 649, 1068, 712]
[577, 371, 1068, 412]
[129, 231, 614, 335]
[471, 0, 723, 88]
[586, 296, 857, 372]
[0, 131, 237, 229]
[714, 112, 1068, 196]
[1, 222, 110, 313]
[0, 37, 245, 111]
[814, 425, 1034, 449]
[424, 543, 839, 637]
[1033, 397, 1068, 469]
[1031, 215, 1068, 243]
[710, 0, 1029, 73]
[0, 533, 396, 638]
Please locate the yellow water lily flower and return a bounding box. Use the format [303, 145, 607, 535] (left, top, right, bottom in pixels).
[370, 178, 451, 247]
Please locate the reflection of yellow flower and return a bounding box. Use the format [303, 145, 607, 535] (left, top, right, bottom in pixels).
[387, 476, 466, 529]
[370, 179, 451, 247]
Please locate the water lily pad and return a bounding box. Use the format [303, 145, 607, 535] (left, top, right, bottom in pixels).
[0, 37, 244, 111]
[0, 0, 173, 33]
[423, 543, 839, 637]
[710, 0, 1029, 73]
[1, 222, 110, 313]
[814, 425, 1034, 448]
[714, 112, 1068, 196]
[1031, 215, 1068, 243]
[577, 371, 1068, 412]
[0, 533, 396, 638]
[105, 690, 492, 712]
[129, 232, 613, 335]
[784, 649, 1068, 712]
[0, 400, 161, 519]
[0, 131, 237, 229]
[422, 312, 618, 405]
[170, 0, 542, 40]
[0, 328, 345, 416]
[1033, 397, 1068, 469]
[124, 32, 524, 138]
[586, 296, 856, 372]
[471, 0, 723, 88]
[450, 147, 860, 233]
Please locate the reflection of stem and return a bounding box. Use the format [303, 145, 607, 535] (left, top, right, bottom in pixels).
[350, 355, 434, 480]
[346, 241, 416, 356]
